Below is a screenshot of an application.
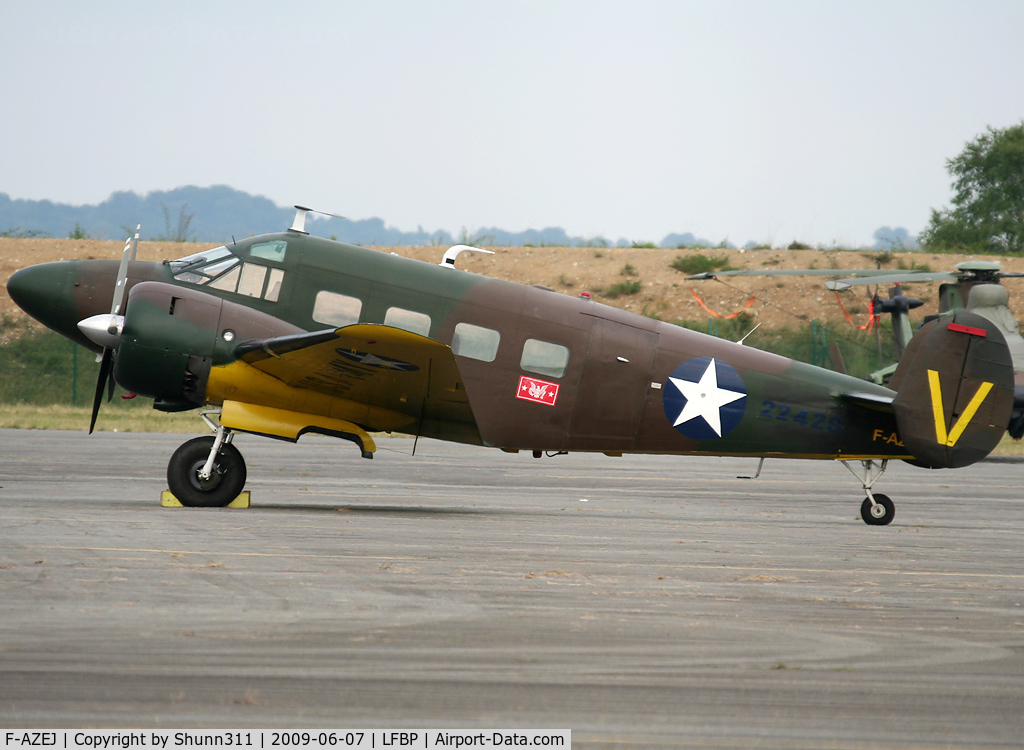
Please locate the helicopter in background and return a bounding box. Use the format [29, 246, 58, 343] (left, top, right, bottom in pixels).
[821, 261, 1024, 377]
[690, 260, 1024, 438]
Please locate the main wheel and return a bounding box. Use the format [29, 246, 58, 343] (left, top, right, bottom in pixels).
[860, 493, 895, 526]
[167, 436, 247, 508]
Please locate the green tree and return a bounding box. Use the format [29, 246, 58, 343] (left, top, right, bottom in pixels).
[919, 121, 1024, 254]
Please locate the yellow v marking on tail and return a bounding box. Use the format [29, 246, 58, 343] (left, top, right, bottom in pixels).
[927, 369, 993, 447]
[926, 370, 947, 444]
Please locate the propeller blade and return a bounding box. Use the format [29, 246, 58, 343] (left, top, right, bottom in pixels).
[88, 224, 139, 433]
[110, 225, 140, 315]
[106, 353, 116, 402]
[89, 348, 113, 434]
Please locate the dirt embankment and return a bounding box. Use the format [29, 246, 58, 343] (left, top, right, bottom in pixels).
[3, 237, 1024, 332]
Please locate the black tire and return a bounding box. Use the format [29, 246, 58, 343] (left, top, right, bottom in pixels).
[860, 493, 895, 526]
[167, 436, 246, 508]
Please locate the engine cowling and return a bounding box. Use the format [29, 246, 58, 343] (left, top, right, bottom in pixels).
[113, 282, 303, 407]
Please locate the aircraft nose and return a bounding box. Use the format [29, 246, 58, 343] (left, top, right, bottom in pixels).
[7, 261, 91, 347]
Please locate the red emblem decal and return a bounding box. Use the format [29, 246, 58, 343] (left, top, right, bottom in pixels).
[516, 376, 560, 406]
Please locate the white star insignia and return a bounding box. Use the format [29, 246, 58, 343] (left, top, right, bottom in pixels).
[667, 358, 745, 437]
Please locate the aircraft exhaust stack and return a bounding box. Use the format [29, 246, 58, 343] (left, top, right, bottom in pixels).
[889, 311, 1014, 468]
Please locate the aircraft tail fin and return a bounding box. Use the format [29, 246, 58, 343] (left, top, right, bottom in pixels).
[890, 310, 1014, 468]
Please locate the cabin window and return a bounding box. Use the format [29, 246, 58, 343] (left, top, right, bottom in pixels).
[265, 268, 285, 302]
[313, 291, 362, 327]
[452, 322, 500, 362]
[236, 263, 268, 297]
[385, 307, 432, 337]
[521, 338, 569, 378]
[249, 241, 287, 263]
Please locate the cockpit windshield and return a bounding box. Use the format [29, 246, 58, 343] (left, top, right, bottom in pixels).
[168, 245, 232, 271]
[169, 245, 238, 284]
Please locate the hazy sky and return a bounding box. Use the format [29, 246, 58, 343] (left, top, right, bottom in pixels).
[2, 1, 1023, 246]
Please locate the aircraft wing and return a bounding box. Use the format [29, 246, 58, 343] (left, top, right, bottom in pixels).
[234, 323, 476, 435]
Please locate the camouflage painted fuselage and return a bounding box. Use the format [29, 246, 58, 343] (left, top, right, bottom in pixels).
[8, 231, 911, 461]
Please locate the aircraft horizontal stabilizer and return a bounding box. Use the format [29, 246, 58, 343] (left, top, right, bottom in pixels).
[890, 311, 1014, 468]
[839, 391, 895, 411]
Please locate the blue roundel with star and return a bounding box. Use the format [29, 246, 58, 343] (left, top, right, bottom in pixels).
[662, 357, 747, 441]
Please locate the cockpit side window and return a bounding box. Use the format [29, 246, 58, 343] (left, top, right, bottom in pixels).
[171, 244, 287, 302]
[249, 241, 287, 263]
[208, 265, 241, 292]
[237, 263, 268, 297]
[265, 268, 285, 302]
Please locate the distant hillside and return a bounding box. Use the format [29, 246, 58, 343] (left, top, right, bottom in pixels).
[0, 184, 915, 250]
[0, 186, 442, 245]
[0, 185, 640, 247]
[0, 186, 729, 247]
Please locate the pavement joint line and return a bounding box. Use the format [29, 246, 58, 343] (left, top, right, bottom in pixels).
[26, 545, 1024, 578]
[30, 544, 430, 561]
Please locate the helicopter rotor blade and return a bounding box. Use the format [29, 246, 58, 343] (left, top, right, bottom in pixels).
[687, 268, 909, 281]
[824, 271, 958, 289]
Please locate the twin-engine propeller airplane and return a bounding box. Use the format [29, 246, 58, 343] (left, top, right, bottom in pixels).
[6, 208, 1016, 525]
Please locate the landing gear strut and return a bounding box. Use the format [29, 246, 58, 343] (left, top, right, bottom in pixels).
[167, 424, 247, 507]
[842, 459, 895, 526]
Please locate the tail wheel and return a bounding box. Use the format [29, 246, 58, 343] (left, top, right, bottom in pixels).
[167, 435, 247, 507]
[860, 493, 895, 526]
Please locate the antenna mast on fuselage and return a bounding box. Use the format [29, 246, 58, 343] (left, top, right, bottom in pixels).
[289, 205, 346, 234]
